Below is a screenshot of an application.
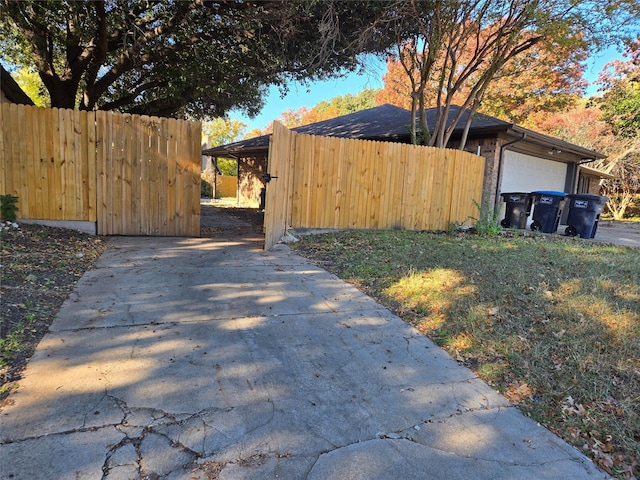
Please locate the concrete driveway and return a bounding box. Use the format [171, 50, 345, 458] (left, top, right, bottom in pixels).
[0, 209, 610, 479]
[591, 219, 640, 248]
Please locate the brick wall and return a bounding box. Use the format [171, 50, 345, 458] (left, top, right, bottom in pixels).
[238, 154, 267, 207]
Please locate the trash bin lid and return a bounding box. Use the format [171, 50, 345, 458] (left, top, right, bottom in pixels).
[567, 193, 609, 202]
[500, 192, 532, 200]
[532, 190, 567, 197]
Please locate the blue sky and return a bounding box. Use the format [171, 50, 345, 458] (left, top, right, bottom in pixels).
[228, 46, 623, 132]
[228, 58, 386, 131]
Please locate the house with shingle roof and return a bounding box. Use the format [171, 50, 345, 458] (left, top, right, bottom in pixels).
[203, 104, 611, 212]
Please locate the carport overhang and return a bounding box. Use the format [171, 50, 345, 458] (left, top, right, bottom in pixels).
[579, 164, 616, 180]
[203, 145, 268, 159]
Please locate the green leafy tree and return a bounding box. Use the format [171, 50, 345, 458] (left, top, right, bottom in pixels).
[0, 0, 395, 118]
[276, 88, 380, 128]
[202, 118, 247, 148]
[216, 158, 238, 177]
[11, 66, 49, 107]
[596, 39, 640, 139]
[201, 118, 245, 176]
[314, 89, 379, 117]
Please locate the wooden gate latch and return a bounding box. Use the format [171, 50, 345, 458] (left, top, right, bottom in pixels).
[263, 173, 278, 183]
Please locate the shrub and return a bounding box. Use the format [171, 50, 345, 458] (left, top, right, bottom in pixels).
[0, 194, 19, 222]
[469, 199, 502, 236]
[201, 173, 214, 198]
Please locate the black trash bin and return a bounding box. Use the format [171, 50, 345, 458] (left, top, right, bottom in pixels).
[530, 191, 567, 234]
[564, 194, 609, 238]
[499, 192, 533, 229]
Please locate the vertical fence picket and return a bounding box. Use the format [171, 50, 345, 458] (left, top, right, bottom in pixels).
[155, 118, 172, 235]
[37, 108, 53, 218]
[332, 136, 345, 228]
[74, 109, 85, 220]
[0, 104, 6, 196]
[26, 106, 42, 219]
[16, 104, 30, 217]
[86, 111, 97, 222]
[139, 116, 148, 235]
[166, 118, 178, 234]
[95, 110, 107, 234]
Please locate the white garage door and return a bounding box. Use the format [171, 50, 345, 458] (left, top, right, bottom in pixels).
[499, 151, 568, 228]
[501, 151, 568, 194]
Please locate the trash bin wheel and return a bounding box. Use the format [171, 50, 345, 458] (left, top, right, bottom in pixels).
[500, 219, 511, 228]
[531, 220, 542, 231]
[565, 225, 578, 237]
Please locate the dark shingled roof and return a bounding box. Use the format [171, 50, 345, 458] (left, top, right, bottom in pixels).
[203, 104, 604, 161]
[203, 104, 511, 156]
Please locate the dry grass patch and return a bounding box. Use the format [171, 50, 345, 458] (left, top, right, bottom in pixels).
[292, 230, 639, 479]
[1, 223, 107, 402]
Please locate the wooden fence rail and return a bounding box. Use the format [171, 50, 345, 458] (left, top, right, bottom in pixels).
[0, 104, 201, 236]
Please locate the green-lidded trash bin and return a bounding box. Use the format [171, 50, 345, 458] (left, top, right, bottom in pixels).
[564, 194, 609, 238]
[530, 191, 567, 234]
[499, 192, 533, 229]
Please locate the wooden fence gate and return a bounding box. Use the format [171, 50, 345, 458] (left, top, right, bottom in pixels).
[265, 122, 486, 249]
[0, 104, 201, 236]
[264, 122, 295, 250]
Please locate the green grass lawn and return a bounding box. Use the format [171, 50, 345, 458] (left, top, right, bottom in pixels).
[291, 230, 639, 479]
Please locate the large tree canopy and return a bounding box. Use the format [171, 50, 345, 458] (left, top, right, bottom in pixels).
[0, 0, 394, 118]
[376, 39, 589, 125]
[367, 0, 638, 148]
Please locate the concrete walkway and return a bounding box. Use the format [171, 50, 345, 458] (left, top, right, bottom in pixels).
[0, 214, 609, 479]
[591, 219, 640, 248]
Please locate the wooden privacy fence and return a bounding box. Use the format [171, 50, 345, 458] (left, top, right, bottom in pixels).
[0, 104, 201, 236]
[265, 122, 485, 247]
[216, 175, 238, 198]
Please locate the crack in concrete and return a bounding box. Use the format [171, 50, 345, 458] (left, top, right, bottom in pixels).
[307, 434, 582, 479]
[302, 401, 527, 478]
[0, 424, 119, 445]
[101, 403, 195, 478]
[101, 433, 142, 480]
[94, 396, 278, 478]
[81, 392, 127, 430]
[374, 407, 589, 471]
[50, 319, 166, 333]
